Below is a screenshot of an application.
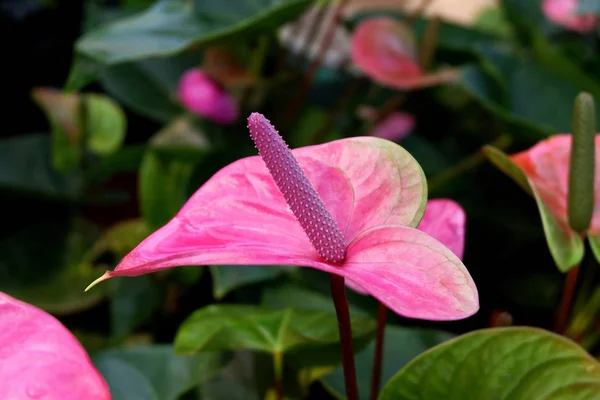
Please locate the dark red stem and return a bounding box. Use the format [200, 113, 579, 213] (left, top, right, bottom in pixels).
[284, 0, 349, 125]
[555, 265, 580, 334]
[369, 302, 387, 400]
[329, 274, 359, 400]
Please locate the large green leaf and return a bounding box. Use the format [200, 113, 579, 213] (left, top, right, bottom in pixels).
[322, 325, 455, 400]
[484, 146, 584, 272]
[378, 327, 600, 400]
[0, 134, 81, 200]
[95, 345, 222, 400]
[76, 0, 313, 64]
[209, 265, 286, 299]
[174, 305, 376, 359]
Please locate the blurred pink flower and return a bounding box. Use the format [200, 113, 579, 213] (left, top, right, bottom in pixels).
[0, 292, 111, 399]
[350, 17, 457, 90]
[177, 68, 239, 125]
[542, 0, 597, 33]
[88, 113, 478, 321]
[357, 105, 415, 141]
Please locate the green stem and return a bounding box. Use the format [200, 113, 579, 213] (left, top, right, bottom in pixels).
[555, 265, 580, 335]
[369, 302, 387, 400]
[329, 274, 359, 400]
[273, 351, 284, 400]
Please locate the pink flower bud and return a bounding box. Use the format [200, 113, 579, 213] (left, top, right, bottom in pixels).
[542, 0, 597, 33]
[177, 68, 238, 125]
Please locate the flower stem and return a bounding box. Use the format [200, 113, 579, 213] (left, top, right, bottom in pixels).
[273, 351, 284, 400]
[369, 302, 387, 400]
[555, 265, 580, 334]
[329, 273, 359, 400]
[284, 0, 349, 126]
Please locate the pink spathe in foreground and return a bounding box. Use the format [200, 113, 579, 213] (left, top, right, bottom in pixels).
[88, 114, 478, 321]
[0, 291, 111, 399]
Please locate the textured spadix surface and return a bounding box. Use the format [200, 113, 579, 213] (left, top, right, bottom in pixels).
[0, 291, 111, 399]
[93, 124, 478, 320]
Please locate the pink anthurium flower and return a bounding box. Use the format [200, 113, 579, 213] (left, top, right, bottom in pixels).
[347, 198, 466, 294]
[177, 68, 239, 125]
[87, 113, 478, 321]
[507, 134, 600, 270]
[542, 0, 598, 33]
[0, 292, 111, 399]
[350, 17, 457, 90]
[357, 105, 415, 141]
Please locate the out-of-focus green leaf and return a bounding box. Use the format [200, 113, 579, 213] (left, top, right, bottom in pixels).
[87, 93, 127, 155]
[209, 265, 286, 299]
[91, 219, 149, 259]
[0, 134, 82, 199]
[502, 272, 562, 309]
[484, 146, 584, 272]
[95, 344, 222, 400]
[500, 0, 544, 44]
[76, 0, 313, 64]
[578, 0, 600, 14]
[290, 106, 341, 148]
[473, 6, 513, 37]
[322, 325, 455, 399]
[174, 305, 376, 359]
[378, 327, 600, 400]
[110, 275, 160, 338]
[95, 357, 160, 400]
[0, 219, 108, 314]
[149, 115, 211, 161]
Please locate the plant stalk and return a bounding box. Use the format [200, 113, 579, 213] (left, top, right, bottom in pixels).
[555, 265, 580, 334]
[369, 302, 387, 400]
[273, 351, 284, 400]
[329, 274, 359, 400]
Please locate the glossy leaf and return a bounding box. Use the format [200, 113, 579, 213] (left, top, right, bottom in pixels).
[94, 344, 222, 400]
[174, 305, 376, 357]
[96, 136, 479, 321]
[323, 325, 455, 399]
[484, 144, 584, 272]
[76, 0, 313, 64]
[378, 327, 600, 400]
[209, 265, 286, 299]
[0, 292, 110, 399]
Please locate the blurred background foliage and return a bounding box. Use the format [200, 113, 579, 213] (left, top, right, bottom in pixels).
[1, 0, 600, 398]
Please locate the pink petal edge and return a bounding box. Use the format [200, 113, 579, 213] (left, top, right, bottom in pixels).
[0, 292, 111, 399]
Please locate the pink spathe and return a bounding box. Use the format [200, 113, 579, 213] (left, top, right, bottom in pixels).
[358, 105, 415, 141]
[0, 292, 111, 399]
[177, 68, 238, 125]
[542, 0, 598, 33]
[89, 114, 478, 321]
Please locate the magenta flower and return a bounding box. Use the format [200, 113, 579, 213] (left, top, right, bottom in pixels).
[177, 68, 239, 125]
[350, 17, 457, 90]
[88, 113, 478, 321]
[357, 105, 415, 142]
[542, 0, 598, 33]
[347, 198, 466, 294]
[0, 292, 110, 399]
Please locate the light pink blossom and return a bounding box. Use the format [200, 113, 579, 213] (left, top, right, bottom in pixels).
[177, 68, 238, 125]
[542, 0, 597, 33]
[0, 292, 111, 399]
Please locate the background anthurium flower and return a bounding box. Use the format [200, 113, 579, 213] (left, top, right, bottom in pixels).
[347, 198, 466, 294]
[486, 134, 600, 272]
[0, 291, 111, 399]
[350, 17, 457, 90]
[357, 105, 415, 141]
[88, 127, 478, 321]
[177, 68, 239, 125]
[542, 0, 598, 33]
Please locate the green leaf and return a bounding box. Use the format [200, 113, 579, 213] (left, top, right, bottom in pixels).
[0, 134, 81, 200]
[209, 265, 286, 299]
[500, 0, 544, 44]
[484, 146, 584, 272]
[95, 345, 222, 400]
[139, 116, 211, 229]
[378, 327, 600, 400]
[322, 325, 455, 400]
[174, 305, 376, 357]
[95, 357, 160, 400]
[110, 275, 160, 338]
[76, 0, 313, 64]
[86, 93, 127, 155]
[91, 219, 150, 259]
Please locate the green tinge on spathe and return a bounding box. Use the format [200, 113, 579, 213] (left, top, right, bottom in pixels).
[568, 92, 596, 233]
